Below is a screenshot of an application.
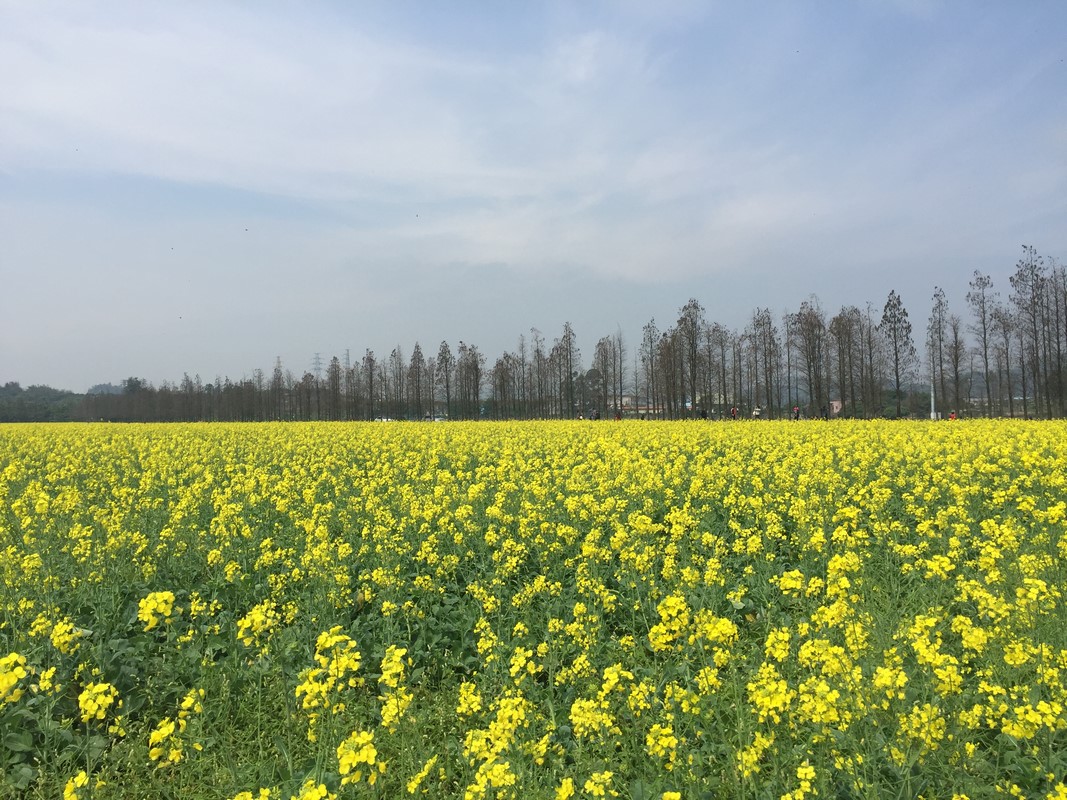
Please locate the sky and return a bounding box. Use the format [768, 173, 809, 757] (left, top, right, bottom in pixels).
[1, 1, 1065, 392]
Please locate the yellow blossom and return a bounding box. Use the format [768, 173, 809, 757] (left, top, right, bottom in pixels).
[338, 729, 386, 786]
[63, 770, 88, 800]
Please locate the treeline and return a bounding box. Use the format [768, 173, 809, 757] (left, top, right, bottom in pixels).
[0, 383, 83, 423]
[6, 245, 1066, 423]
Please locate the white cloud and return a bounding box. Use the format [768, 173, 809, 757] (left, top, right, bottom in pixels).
[0, 4, 506, 199]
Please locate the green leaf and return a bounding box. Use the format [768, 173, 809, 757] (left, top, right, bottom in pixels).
[2, 731, 33, 753]
[8, 763, 36, 791]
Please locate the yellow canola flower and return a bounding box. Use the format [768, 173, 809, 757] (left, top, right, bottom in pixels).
[236, 600, 281, 652]
[748, 663, 795, 724]
[648, 593, 689, 653]
[892, 702, 947, 765]
[569, 697, 616, 739]
[381, 686, 413, 732]
[179, 687, 205, 717]
[50, 618, 85, 654]
[764, 628, 791, 662]
[338, 729, 386, 786]
[1, 652, 28, 705]
[406, 754, 438, 794]
[583, 771, 618, 798]
[463, 690, 532, 768]
[646, 722, 679, 769]
[148, 716, 178, 762]
[290, 780, 336, 800]
[457, 681, 483, 716]
[737, 731, 774, 778]
[599, 663, 633, 698]
[32, 665, 58, 694]
[379, 645, 408, 689]
[8, 419, 1067, 797]
[295, 627, 363, 740]
[138, 590, 177, 631]
[63, 770, 88, 800]
[78, 681, 119, 723]
[466, 757, 517, 799]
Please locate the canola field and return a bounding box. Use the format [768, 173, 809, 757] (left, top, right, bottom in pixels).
[2, 420, 1067, 800]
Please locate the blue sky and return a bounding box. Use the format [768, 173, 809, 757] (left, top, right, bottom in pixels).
[2, 0, 1064, 391]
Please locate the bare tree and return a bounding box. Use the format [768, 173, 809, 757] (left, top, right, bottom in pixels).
[991, 304, 1014, 416]
[1052, 260, 1067, 416]
[1015, 310, 1031, 419]
[947, 314, 967, 414]
[829, 306, 862, 416]
[731, 332, 745, 416]
[362, 350, 377, 420]
[641, 318, 660, 417]
[1010, 245, 1049, 417]
[516, 334, 530, 418]
[376, 360, 390, 419]
[747, 308, 780, 417]
[531, 328, 549, 418]
[388, 346, 405, 419]
[456, 342, 485, 419]
[927, 287, 949, 417]
[593, 336, 614, 417]
[708, 322, 732, 416]
[676, 299, 707, 417]
[490, 352, 517, 419]
[966, 271, 996, 416]
[795, 298, 828, 415]
[611, 327, 626, 416]
[424, 356, 437, 418]
[270, 357, 286, 420]
[880, 290, 917, 418]
[326, 355, 342, 420]
[408, 343, 426, 420]
[344, 357, 359, 420]
[436, 341, 455, 420]
[556, 322, 580, 417]
[861, 303, 884, 417]
[299, 371, 316, 421]
[657, 328, 683, 418]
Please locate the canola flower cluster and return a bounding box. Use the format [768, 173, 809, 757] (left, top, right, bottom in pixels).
[1, 420, 1066, 799]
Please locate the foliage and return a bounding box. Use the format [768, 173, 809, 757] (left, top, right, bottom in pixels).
[0, 383, 83, 423]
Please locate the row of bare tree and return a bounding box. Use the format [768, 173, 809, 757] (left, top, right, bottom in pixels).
[75, 246, 1065, 422]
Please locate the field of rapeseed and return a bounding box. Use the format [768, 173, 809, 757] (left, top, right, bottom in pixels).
[2, 420, 1066, 799]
